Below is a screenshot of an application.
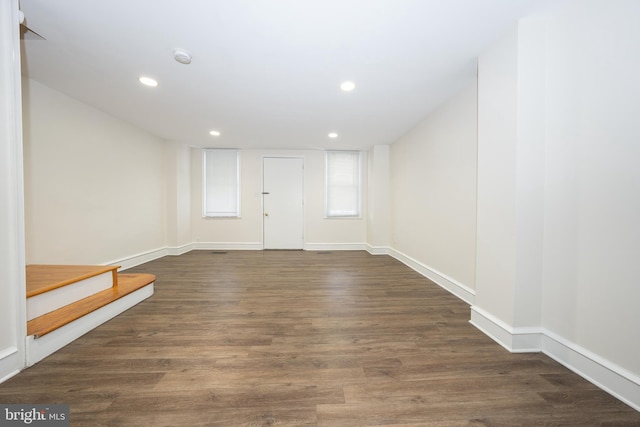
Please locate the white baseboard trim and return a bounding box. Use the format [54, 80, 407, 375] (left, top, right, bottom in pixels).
[388, 248, 475, 305]
[193, 242, 263, 251]
[304, 243, 367, 251]
[103, 243, 195, 270]
[25, 284, 154, 367]
[108, 247, 168, 271]
[469, 305, 640, 411]
[365, 244, 390, 255]
[541, 330, 640, 412]
[469, 306, 542, 353]
[100, 243, 385, 268]
[0, 346, 20, 384]
[167, 243, 194, 256]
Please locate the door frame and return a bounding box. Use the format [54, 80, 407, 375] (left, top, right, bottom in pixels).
[261, 155, 305, 249]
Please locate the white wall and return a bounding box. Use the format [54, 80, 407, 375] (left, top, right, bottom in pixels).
[475, 26, 519, 324]
[472, 0, 640, 408]
[473, 16, 546, 349]
[0, 0, 26, 383]
[166, 141, 191, 251]
[389, 81, 478, 293]
[22, 79, 168, 265]
[191, 148, 367, 249]
[541, 0, 640, 376]
[366, 145, 391, 252]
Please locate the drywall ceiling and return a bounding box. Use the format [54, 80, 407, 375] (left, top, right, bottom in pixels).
[19, 0, 550, 150]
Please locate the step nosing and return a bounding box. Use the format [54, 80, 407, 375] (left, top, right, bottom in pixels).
[26, 264, 120, 298]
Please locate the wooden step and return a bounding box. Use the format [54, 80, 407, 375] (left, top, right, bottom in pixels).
[27, 265, 120, 321]
[26, 264, 119, 298]
[27, 273, 156, 338]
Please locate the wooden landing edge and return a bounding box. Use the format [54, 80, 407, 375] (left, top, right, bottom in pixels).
[26, 265, 121, 298]
[27, 273, 155, 338]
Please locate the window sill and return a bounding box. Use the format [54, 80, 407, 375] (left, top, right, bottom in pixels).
[324, 216, 362, 220]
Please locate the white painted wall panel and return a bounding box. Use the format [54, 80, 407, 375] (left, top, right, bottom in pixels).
[367, 145, 391, 250]
[22, 79, 167, 265]
[166, 141, 192, 249]
[0, 0, 26, 381]
[390, 80, 478, 290]
[475, 25, 519, 324]
[541, 0, 640, 376]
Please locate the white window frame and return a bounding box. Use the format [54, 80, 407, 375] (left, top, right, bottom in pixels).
[202, 149, 241, 218]
[325, 150, 362, 218]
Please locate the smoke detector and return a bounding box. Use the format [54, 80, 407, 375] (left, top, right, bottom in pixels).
[173, 48, 192, 65]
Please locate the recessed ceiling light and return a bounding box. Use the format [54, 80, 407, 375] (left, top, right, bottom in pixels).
[328, 133, 338, 138]
[209, 130, 221, 136]
[340, 81, 355, 91]
[138, 76, 158, 87]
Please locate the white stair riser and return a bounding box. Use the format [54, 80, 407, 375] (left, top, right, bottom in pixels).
[27, 272, 114, 321]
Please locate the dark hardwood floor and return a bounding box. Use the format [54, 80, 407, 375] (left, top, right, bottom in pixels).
[2, 250, 639, 426]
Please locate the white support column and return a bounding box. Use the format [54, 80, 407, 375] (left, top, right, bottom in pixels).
[366, 145, 391, 254]
[0, 0, 27, 382]
[165, 141, 193, 255]
[473, 17, 546, 350]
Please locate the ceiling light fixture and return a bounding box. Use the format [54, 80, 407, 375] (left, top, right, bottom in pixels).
[138, 76, 158, 87]
[209, 130, 221, 136]
[340, 81, 355, 91]
[328, 133, 338, 138]
[173, 48, 192, 65]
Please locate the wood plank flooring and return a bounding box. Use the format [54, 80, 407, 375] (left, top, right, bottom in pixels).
[2, 250, 639, 426]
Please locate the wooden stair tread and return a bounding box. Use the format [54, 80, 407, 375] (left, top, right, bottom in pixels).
[27, 273, 155, 338]
[26, 264, 120, 298]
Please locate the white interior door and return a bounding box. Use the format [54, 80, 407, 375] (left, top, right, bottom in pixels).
[263, 157, 304, 249]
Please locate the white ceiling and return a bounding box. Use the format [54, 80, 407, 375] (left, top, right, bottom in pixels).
[19, 0, 550, 151]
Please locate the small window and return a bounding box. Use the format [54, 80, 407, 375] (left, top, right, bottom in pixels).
[203, 149, 240, 217]
[325, 151, 361, 217]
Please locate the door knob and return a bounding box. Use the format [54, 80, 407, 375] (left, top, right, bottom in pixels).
[265, 212, 269, 217]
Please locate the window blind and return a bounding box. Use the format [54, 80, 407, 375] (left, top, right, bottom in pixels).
[325, 151, 361, 217]
[203, 149, 240, 217]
